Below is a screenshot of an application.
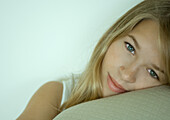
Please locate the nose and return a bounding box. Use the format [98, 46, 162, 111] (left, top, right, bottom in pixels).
[119, 65, 137, 83]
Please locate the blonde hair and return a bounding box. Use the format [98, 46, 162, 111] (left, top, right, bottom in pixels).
[58, 0, 170, 113]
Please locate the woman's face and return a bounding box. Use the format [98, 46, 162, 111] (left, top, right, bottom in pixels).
[101, 19, 167, 97]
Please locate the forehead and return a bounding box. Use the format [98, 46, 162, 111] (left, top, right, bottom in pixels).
[128, 19, 161, 63]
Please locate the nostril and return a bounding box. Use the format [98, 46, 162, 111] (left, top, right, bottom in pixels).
[120, 66, 125, 70]
[123, 73, 136, 83]
[119, 65, 136, 83]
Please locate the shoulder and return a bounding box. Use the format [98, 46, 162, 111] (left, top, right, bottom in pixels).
[41, 81, 63, 92]
[37, 81, 63, 96]
[39, 81, 63, 105]
[17, 81, 63, 120]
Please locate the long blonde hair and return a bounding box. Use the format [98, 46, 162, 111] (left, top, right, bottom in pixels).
[58, 0, 170, 113]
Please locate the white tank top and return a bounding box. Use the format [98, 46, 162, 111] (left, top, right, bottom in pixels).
[59, 75, 79, 106]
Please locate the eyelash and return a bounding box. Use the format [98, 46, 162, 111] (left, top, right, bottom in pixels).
[124, 41, 160, 81]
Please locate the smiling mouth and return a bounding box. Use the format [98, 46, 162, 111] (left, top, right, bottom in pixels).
[107, 72, 127, 93]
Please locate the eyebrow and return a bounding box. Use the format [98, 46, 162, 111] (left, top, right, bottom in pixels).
[127, 34, 165, 75]
[127, 34, 141, 50]
[151, 63, 164, 74]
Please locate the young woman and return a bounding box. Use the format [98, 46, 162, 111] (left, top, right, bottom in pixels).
[17, 0, 170, 119]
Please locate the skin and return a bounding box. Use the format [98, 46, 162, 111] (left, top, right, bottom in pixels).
[101, 19, 167, 97]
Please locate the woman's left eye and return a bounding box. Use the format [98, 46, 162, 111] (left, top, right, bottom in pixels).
[124, 42, 135, 55]
[147, 69, 159, 80]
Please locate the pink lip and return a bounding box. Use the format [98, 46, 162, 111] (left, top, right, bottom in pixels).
[107, 73, 127, 93]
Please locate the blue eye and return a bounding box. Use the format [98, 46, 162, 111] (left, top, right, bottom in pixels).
[124, 42, 135, 55]
[147, 69, 159, 80]
[124, 41, 160, 81]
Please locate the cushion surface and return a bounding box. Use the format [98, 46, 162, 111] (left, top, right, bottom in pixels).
[53, 85, 170, 120]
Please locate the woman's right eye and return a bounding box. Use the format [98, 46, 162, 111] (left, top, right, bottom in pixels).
[124, 41, 135, 55]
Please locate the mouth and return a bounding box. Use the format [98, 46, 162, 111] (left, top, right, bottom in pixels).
[107, 72, 127, 93]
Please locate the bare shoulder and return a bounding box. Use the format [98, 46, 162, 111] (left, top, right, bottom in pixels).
[17, 81, 63, 120]
[41, 81, 63, 94]
[44, 81, 63, 103]
[35, 81, 63, 107]
[42, 81, 63, 88]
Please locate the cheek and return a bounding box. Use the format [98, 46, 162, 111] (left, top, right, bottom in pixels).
[102, 55, 118, 75]
[102, 49, 116, 69]
[133, 71, 161, 90]
[102, 39, 132, 71]
[106, 44, 127, 66]
[135, 80, 160, 90]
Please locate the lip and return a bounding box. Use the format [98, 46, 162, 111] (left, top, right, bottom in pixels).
[107, 72, 127, 93]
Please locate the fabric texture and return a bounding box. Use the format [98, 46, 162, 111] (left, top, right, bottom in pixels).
[53, 85, 170, 120]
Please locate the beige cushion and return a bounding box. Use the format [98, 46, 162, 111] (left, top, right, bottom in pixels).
[53, 85, 170, 120]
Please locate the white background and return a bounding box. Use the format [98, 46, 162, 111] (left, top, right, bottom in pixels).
[0, 0, 143, 119]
